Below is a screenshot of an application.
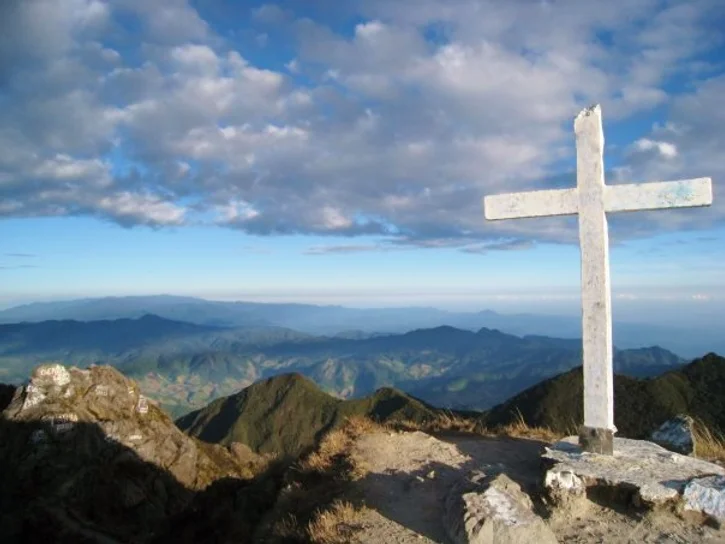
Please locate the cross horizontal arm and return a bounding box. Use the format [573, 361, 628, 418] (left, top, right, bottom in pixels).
[605, 177, 712, 213]
[484, 188, 578, 220]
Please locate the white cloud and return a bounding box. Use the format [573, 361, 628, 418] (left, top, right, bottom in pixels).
[0, 0, 722, 245]
[96, 192, 186, 226]
[632, 138, 678, 158]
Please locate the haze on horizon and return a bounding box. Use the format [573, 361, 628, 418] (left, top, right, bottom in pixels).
[1, 0, 723, 331]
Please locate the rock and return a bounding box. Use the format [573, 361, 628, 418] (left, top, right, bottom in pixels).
[651, 415, 696, 455]
[543, 436, 725, 523]
[683, 475, 725, 523]
[445, 472, 558, 544]
[0, 363, 257, 543]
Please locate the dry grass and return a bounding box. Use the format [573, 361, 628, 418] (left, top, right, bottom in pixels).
[692, 419, 725, 465]
[493, 409, 566, 442]
[391, 410, 478, 434]
[300, 416, 379, 479]
[260, 416, 380, 542]
[390, 408, 564, 443]
[307, 500, 372, 544]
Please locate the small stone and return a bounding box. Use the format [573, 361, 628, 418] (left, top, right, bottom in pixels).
[426, 470, 436, 479]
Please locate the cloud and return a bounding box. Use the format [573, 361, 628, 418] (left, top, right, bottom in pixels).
[460, 239, 536, 254]
[4, 253, 36, 258]
[304, 244, 382, 255]
[632, 138, 678, 158]
[0, 0, 723, 245]
[0, 264, 39, 270]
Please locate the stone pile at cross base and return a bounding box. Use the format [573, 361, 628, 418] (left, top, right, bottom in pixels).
[544, 436, 725, 524]
[0, 363, 260, 543]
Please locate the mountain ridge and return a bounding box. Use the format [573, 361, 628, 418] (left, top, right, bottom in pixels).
[484, 352, 725, 438]
[176, 371, 443, 456]
[0, 294, 720, 357]
[0, 314, 685, 418]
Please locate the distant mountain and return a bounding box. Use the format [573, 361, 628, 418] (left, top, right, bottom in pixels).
[484, 352, 725, 438]
[0, 295, 721, 357]
[0, 316, 685, 418]
[176, 373, 441, 455]
[0, 313, 221, 354]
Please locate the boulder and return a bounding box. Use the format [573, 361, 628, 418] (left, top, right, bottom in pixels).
[650, 414, 696, 455]
[445, 471, 558, 544]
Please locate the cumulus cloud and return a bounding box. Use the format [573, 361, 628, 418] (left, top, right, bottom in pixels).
[632, 138, 678, 158]
[0, 0, 723, 244]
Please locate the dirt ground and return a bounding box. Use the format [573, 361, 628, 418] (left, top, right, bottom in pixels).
[348, 430, 725, 544]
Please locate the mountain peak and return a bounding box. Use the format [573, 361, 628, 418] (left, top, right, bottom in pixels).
[0, 363, 257, 542]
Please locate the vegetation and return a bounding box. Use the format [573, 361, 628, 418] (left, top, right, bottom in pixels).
[0, 315, 684, 418]
[176, 373, 443, 456]
[483, 353, 725, 441]
[255, 416, 378, 543]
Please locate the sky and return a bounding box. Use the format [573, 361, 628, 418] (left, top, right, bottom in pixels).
[0, 0, 724, 323]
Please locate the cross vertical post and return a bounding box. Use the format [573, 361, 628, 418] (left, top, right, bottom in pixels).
[575, 106, 615, 454]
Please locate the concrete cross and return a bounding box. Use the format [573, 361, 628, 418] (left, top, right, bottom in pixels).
[483, 104, 713, 455]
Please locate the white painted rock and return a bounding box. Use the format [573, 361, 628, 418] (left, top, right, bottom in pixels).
[445, 472, 558, 544]
[683, 475, 725, 523]
[544, 436, 725, 523]
[651, 415, 695, 455]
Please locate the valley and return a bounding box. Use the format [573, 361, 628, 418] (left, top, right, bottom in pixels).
[0, 313, 684, 418]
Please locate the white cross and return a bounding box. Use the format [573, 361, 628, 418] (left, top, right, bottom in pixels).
[483, 104, 713, 454]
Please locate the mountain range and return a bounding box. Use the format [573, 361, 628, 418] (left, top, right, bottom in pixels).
[2, 355, 724, 543]
[173, 354, 725, 460]
[0, 314, 685, 418]
[1, 295, 721, 357]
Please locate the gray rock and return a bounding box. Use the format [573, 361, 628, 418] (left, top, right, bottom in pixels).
[651, 415, 696, 455]
[445, 472, 558, 544]
[544, 436, 725, 523]
[683, 475, 725, 523]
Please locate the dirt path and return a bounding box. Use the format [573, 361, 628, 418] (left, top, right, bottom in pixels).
[350, 430, 544, 543]
[349, 430, 725, 544]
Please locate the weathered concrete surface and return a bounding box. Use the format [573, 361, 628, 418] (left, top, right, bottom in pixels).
[544, 436, 725, 522]
[651, 414, 695, 455]
[445, 471, 558, 544]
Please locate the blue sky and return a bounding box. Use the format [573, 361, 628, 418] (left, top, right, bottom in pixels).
[1, 0, 724, 323]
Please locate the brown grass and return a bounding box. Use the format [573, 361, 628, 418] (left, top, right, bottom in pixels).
[493, 408, 566, 442]
[391, 410, 478, 434]
[389, 408, 564, 443]
[307, 500, 372, 544]
[692, 419, 725, 465]
[260, 416, 381, 543]
[300, 415, 379, 479]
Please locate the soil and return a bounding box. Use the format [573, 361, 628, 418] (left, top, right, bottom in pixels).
[348, 430, 725, 543]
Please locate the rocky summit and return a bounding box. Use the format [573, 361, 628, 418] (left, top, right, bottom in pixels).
[0, 363, 260, 543]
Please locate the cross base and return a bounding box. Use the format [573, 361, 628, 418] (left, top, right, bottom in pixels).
[579, 426, 614, 455]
